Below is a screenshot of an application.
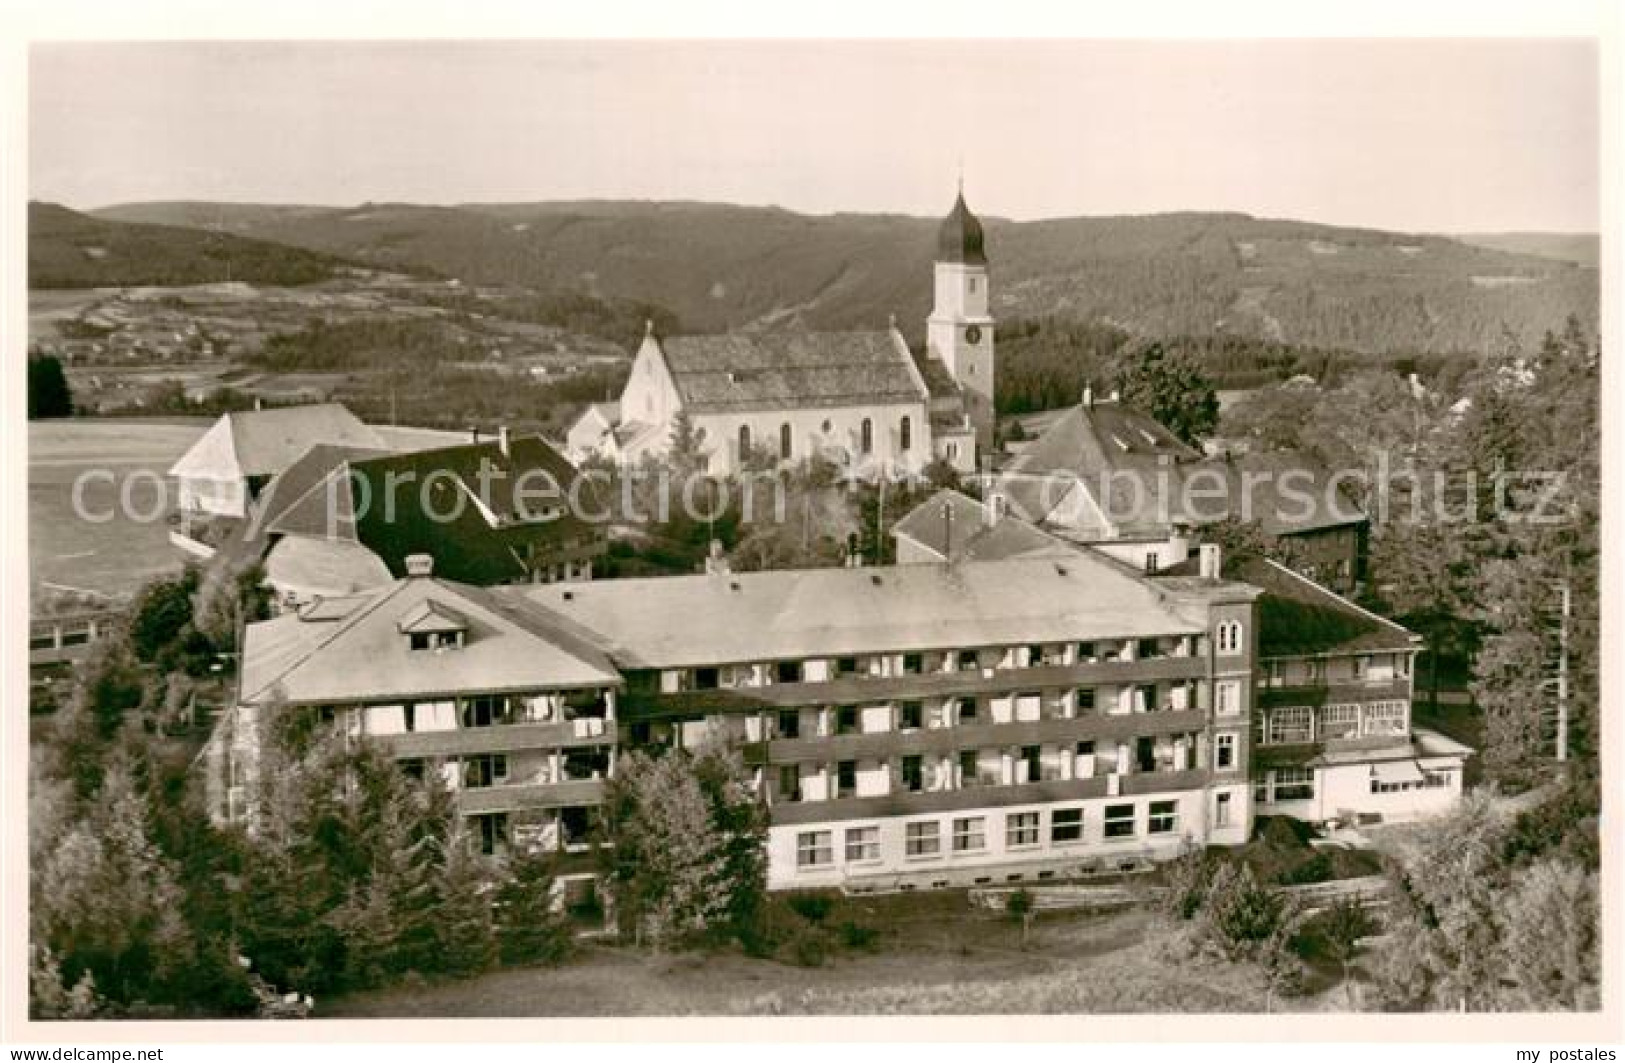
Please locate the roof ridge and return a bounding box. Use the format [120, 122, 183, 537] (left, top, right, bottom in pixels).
[241, 577, 413, 703]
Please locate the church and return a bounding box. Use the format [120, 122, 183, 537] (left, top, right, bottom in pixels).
[565, 192, 995, 478]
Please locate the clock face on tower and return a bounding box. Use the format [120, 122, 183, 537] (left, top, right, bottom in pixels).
[964, 324, 982, 345]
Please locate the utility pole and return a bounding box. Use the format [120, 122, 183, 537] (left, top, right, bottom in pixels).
[1555, 580, 1570, 763]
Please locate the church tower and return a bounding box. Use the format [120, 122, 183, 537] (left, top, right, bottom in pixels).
[928, 190, 995, 454]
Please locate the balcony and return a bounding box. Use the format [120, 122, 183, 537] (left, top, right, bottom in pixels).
[454, 778, 604, 816]
[621, 655, 1210, 721]
[377, 720, 605, 758]
[749, 709, 1209, 766]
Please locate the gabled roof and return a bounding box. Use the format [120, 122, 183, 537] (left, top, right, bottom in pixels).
[656, 330, 927, 414]
[1003, 400, 1365, 537]
[169, 403, 385, 481]
[891, 488, 1082, 564]
[1159, 555, 1415, 658]
[396, 599, 469, 635]
[508, 554, 1225, 670]
[238, 574, 620, 707]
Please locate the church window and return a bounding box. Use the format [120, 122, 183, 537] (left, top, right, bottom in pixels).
[969, 277, 978, 293]
[738, 425, 751, 457]
[900, 416, 912, 451]
[780, 423, 792, 460]
[861, 418, 874, 454]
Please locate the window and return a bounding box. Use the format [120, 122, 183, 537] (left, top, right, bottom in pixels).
[463, 753, 508, 789]
[1363, 700, 1407, 736]
[836, 704, 858, 734]
[778, 765, 801, 802]
[1144, 551, 1160, 574]
[1217, 621, 1243, 655]
[776, 660, 804, 683]
[845, 826, 880, 863]
[462, 695, 512, 728]
[738, 424, 751, 457]
[797, 830, 833, 868]
[1267, 706, 1314, 745]
[1320, 703, 1361, 739]
[958, 749, 979, 784]
[1148, 800, 1178, 834]
[957, 649, 980, 672]
[957, 697, 978, 723]
[900, 701, 923, 730]
[1104, 804, 1137, 839]
[968, 277, 978, 293]
[1396, 654, 1412, 678]
[1215, 733, 1237, 770]
[1076, 687, 1097, 714]
[905, 821, 941, 857]
[776, 709, 800, 739]
[861, 418, 874, 454]
[1353, 655, 1369, 680]
[693, 667, 720, 691]
[952, 817, 986, 853]
[1006, 812, 1040, 848]
[1273, 767, 1315, 801]
[900, 416, 912, 452]
[1215, 680, 1242, 716]
[1077, 640, 1097, 662]
[1214, 791, 1233, 828]
[836, 760, 857, 798]
[780, 423, 792, 460]
[1075, 739, 1096, 757]
[836, 656, 860, 678]
[903, 652, 924, 675]
[901, 755, 924, 792]
[474, 813, 509, 856]
[946, 442, 959, 460]
[1051, 807, 1084, 844]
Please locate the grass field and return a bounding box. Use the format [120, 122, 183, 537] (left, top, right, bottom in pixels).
[325, 893, 1345, 1018]
[28, 419, 207, 603]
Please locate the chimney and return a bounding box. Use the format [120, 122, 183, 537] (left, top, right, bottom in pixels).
[984, 490, 1005, 527]
[405, 553, 434, 578]
[1198, 543, 1221, 581]
[1167, 523, 1192, 566]
[704, 538, 730, 576]
[498, 425, 511, 457]
[1082, 382, 1093, 409]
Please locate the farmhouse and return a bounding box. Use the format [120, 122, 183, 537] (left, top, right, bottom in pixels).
[219, 429, 607, 603]
[566, 192, 990, 478]
[169, 402, 385, 519]
[996, 391, 1369, 591]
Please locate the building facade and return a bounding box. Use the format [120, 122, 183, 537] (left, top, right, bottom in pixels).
[216, 547, 1261, 896]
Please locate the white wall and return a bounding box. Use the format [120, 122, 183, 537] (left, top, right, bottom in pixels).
[766, 787, 1223, 891]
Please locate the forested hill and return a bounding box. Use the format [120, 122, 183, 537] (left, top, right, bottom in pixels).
[92, 199, 1598, 355]
[29, 202, 354, 288]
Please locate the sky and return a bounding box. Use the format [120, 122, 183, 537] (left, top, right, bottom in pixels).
[27, 38, 1601, 233]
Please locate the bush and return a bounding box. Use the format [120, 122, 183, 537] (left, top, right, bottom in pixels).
[837, 921, 880, 952]
[1276, 852, 1332, 886]
[786, 892, 836, 925]
[780, 923, 828, 968]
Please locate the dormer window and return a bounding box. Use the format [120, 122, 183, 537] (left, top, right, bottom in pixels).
[399, 598, 469, 652]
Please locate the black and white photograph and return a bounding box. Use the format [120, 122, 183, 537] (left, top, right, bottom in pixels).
[4, 2, 1617, 1052]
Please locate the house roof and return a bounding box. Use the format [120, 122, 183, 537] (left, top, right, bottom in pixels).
[891, 488, 1082, 563]
[657, 329, 927, 414]
[262, 534, 394, 599]
[508, 554, 1236, 670]
[1002, 400, 1365, 537]
[238, 574, 620, 707]
[339, 435, 605, 585]
[1158, 555, 1415, 659]
[169, 403, 385, 481]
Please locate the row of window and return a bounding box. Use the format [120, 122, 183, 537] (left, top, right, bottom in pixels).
[671, 636, 1211, 692]
[738, 416, 912, 461]
[1260, 653, 1411, 687]
[1257, 700, 1408, 746]
[794, 799, 1190, 869]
